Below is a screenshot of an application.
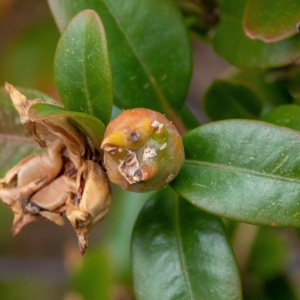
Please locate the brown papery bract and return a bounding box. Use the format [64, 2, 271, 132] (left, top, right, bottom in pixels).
[0, 84, 111, 254]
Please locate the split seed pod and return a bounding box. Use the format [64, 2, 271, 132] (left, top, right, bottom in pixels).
[0, 84, 111, 254]
[0, 139, 64, 234]
[101, 108, 185, 192]
[66, 160, 112, 254]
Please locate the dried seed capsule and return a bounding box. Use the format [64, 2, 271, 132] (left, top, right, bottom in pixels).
[101, 108, 184, 192]
[0, 139, 64, 232]
[66, 160, 112, 254]
[14, 174, 78, 236]
[1, 83, 111, 254]
[5, 83, 87, 169]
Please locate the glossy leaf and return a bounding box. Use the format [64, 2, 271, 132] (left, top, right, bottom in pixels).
[28, 103, 105, 151]
[171, 120, 300, 227]
[203, 69, 292, 121]
[132, 187, 242, 300]
[262, 105, 300, 131]
[0, 87, 52, 176]
[203, 80, 262, 120]
[55, 10, 113, 125]
[213, 0, 300, 68]
[227, 69, 292, 107]
[48, 0, 192, 115]
[243, 0, 300, 43]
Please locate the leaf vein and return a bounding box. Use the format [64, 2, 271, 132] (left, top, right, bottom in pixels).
[174, 197, 194, 300]
[102, 0, 171, 112]
[185, 159, 300, 184]
[81, 30, 93, 116]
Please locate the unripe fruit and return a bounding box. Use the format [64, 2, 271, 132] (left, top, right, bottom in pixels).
[101, 108, 185, 192]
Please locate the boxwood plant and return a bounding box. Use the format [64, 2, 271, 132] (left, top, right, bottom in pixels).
[1, 0, 300, 299]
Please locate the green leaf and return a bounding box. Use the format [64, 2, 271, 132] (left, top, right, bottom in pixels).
[71, 247, 114, 300]
[171, 120, 300, 227]
[203, 69, 292, 121]
[132, 187, 242, 300]
[48, 0, 192, 115]
[227, 69, 292, 107]
[203, 80, 262, 120]
[28, 103, 105, 150]
[0, 87, 50, 177]
[54, 10, 113, 125]
[262, 105, 300, 131]
[243, 0, 300, 43]
[213, 0, 300, 68]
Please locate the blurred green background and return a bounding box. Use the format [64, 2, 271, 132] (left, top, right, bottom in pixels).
[1, 1, 300, 299]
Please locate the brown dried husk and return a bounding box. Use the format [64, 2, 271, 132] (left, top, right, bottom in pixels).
[0, 83, 111, 254]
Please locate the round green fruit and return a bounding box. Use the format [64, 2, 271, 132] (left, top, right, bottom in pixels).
[101, 108, 185, 192]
